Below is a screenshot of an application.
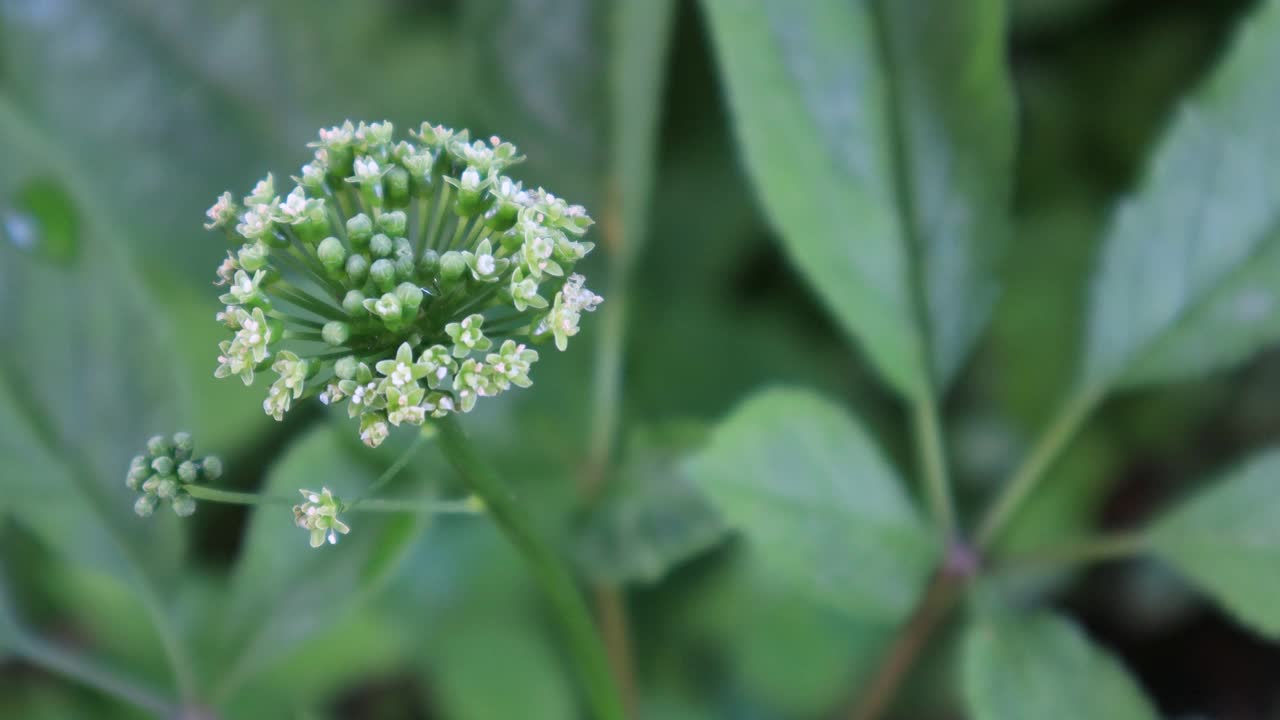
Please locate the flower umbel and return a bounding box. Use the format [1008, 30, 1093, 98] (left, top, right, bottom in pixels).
[205, 120, 602, 447]
[293, 488, 350, 548]
[126, 432, 222, 518]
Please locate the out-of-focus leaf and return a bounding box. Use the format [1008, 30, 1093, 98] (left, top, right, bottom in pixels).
[0, 99, 185, 588]
[963, 611, 1157, 720]
[427, 616, 575, 720]
[462, 0, 605, 209]
[610, 0, 678, 263]
[575, 423, 726, 585]
[214, 426, 433, 699]
[701, 0, 1015, 397]
[1149, 449, 1280, 638]
[1082, 0, 1280, 390]
[686, 388, 933, 623]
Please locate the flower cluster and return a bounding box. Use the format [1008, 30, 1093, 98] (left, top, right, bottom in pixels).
[293, 488, 350, 547]
[125, 433, 222, 517]
[205, 120, 602, 447]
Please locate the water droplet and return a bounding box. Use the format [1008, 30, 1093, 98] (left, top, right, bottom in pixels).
[2, 178, 80, 266]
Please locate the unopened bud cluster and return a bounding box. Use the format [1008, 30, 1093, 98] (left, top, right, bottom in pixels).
[205, 120, 603, 448]
[125, 432, 222, 517]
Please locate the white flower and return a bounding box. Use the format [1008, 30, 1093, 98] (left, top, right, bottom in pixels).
[205, 192, 237, 230]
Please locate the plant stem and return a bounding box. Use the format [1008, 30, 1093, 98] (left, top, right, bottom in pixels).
[975, 385, 1103, 550]
[436, 415, 626, 720]
[911, 393, 955, 540]
[185, 486, 295, 506]
[998, 531, 1147, 572]
[349, 497, 481, 514]
[353, 430, 430, 501]
[846, 568, 965, 720]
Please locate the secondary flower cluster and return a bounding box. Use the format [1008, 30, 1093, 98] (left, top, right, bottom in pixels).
[205, 120, 603, 448]
[125, 433, 222, 517]
[293, 488, 350, 548]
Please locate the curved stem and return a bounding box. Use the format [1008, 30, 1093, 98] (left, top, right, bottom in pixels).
[348, 497, 481, 514]
[436, 415, 626, 720]
[353, 430, 430, 501]
[185, 486, 294, 506]
[846, 568, 964, 720]
[975, 385, 1104, 550]
[910, 393, 955, 540]
[997, 531, 1147, 573]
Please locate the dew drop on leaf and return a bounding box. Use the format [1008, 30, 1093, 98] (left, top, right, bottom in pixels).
[2, 177, 80, 266]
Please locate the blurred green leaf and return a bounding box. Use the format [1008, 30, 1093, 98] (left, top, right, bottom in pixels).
[963, 611, 1156, 720]
[0, 98, 187, 581]
[610, 0, 678, 262]
[1082, 0, 1280, 390]
[700, 0, 1015, 397]
[427, 616, 575, 720]
[213, 426, 433, 700]
[686, 388, 933, 623]
[1149, 448, 1280, 638]
[575, 423, 726, 585]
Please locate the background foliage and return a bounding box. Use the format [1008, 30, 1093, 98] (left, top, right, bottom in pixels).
[2, 0, 1279, 718]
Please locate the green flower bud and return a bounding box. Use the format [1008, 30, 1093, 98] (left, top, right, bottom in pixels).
[171, 493, 197, 517]
[396, 282, 423, 313]
[317, 236, 346, 271]
[126, 465, 148, 491]
[201, 456, 223, 481]
[440, 251, 466, 282]
[335, 355, 359, 380]
[322, 321, 351, 346]
[369, 233, 393, 259]
[135, 495, 158, 518]
[383, 166, 411, 208]
[393, 236, 413, 259]
[151, 455, 175, 476]
[394, 254, 416, 281]
[238, 242, 269, 272]
[419, 249, 440, 276]
[377, 210, 408, 237]
[147, 434, 171, 457]
[155, 477, 179, 500]
[142, 475, 161, 494]
[364, 292, 403, 328]
[172, 432, 194, 461]
[177, 460, 199, 484]
[370, 258, 397, 292]
[342, 289, 368, 317]
[347, 214, 373, 249]
[345, 253, 370, 286]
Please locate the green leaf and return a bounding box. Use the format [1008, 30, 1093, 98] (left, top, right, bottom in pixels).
[1082, 0, 1280, 390]
[575, 423, 727, 585]
[1149, 449, 1280, 638]
[427, 616, 576, 720]
[610, 0, 678, 264]
[685, 388, 933, 622]
[0, 99, 186, 586]
[700, 0, 1015, 397]
[213, 427, 433, 699]
[964, 611, 1157, 720]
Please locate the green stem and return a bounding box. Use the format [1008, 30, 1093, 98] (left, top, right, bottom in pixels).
[436, 415, 625, 720]
[998, 531, 1147, 572]
[910, 393, 955, 540]
[348, 497, 481, 514]
[185, 486, 294, 506]
[975, 385, 1104, 550]
[352, 430, 430, 501]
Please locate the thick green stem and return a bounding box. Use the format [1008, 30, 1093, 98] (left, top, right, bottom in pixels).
[436, 415, 626, 720]
[975, 385, 1104, 550]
